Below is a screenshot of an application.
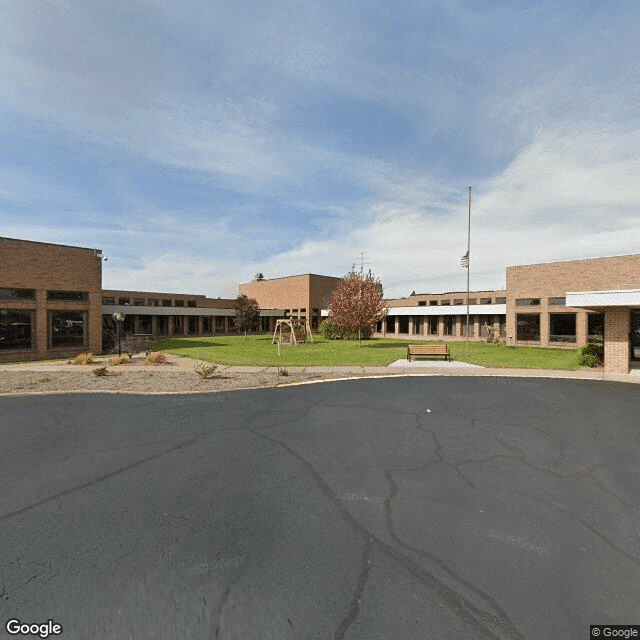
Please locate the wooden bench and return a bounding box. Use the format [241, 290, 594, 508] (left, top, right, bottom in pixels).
[407, 344, 450, 361]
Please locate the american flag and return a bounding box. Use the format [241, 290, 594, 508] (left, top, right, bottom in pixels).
[460, 251, 469, 268]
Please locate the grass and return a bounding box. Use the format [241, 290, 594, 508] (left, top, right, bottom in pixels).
[151, 335, 583, 370]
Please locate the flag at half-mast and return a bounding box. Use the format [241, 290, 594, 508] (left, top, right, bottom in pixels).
[460, 251, 469, 269]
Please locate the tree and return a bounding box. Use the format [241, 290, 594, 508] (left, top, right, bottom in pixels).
[326, 265, 386, 346]
[234, 294, 260, 339]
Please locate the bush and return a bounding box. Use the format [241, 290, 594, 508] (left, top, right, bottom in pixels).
[93, 366, 108, 377]
[37, 377, 49, 383]
[69, 352, 95, 365]
[121, 335, 151, 357]
[146, 352, 167, 365]
[279, 368, 289, 376]
[578, 343, 604, 367]
[107, 355, 131, 366]
[319, 320, 372, 341]
[194, 361, 217, 379]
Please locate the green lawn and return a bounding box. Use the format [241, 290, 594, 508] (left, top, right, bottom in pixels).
[152, 336, 583, 370]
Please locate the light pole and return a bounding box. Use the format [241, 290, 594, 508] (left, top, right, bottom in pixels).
[112, 311, 125, 356]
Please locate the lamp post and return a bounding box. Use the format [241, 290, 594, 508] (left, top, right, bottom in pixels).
[112, 311, 125, 356]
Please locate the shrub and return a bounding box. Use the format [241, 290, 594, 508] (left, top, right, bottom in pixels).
[279, 368, 289, 376]
[37, 377, 49, 383]
[93, 366, 108, 377]
[578, 343, 604, 367]
[194, 361, 217, 379]
[69, 352, 95, 365]
[121, 335, 151, 357]
[146, 352, 167, 365]
[108, 355, 131, 366]
[319, 320, 372, 341]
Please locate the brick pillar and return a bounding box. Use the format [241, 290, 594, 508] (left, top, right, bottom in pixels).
[437, 316, 444, 337]
[576, 310, 588, 347]
[473, 315, 480, 339]
[133, 315, 140, 335]
[604, 308, 630, 374]
[455, 316, 462, 337]
[151, 316, 157, 337]
[394, 316, 399, 335]
[408, 316, 414, 335]
[224, 316, 228, 335]
[540, 311, 549, 346]
[167, 316, 173, 337]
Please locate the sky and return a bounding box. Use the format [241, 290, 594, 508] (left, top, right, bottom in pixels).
[2, 0, 639, 299]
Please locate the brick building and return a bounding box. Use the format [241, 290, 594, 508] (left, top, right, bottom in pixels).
[0, 237, 103, 360]
[239, 273, 341, 330]
[101, 289, 282, 339]
[374, 290, 506, 340]
[506, 254, 640, 374]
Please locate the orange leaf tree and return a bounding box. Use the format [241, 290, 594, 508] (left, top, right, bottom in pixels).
[326, 266, 386, 345]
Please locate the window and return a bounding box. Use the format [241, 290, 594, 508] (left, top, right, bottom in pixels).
[174, 300, 184, 307]
[516, 314, 540, 341]
[0, 288, 36, 300]
[549, 313, 576, 343]
[215, 316, 225, 330]
[50, 311, 86, 347]
[480, 298, 492, 304]
[202, 317, 212, 333]
[496, 297, 506, 304]
[0, 310, 34, 350]
[444, 317, 454, 335]
[118, 297, 130, 305]
[418, 301, 426, 306]
[133, 298, 145, 306]
[187, 301, 197, 308]
[188, 316, 198, 334]
[516, 298, 540, 307]
[414, 317, 423, 334]
[588, 313, 604, 343]
[429, 317, 439, 334]
[157, 316, 168, 336]
[148, 299, 159, 307]
[385, 316, 395, 332]
[398, 317, 409, 333]
[375, 320, 383, 332]
[138, 316, 152, 334]
[48, 290, 89, 301]
[162, 299, 172, 307]
[548, 297, 566, 306]
[468, 299, 477, 305]
[429, 301, 438, 306]
[454, 299, 463, 305]
[440, 300, 450, 306]
[172, 316, 183, 334]
[102, 297, 115, 305]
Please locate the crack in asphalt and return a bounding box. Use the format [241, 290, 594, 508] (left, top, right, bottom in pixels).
[249, 427, 526, 640]
[333, 536, 373, 640]
[0, 425, 246, 523]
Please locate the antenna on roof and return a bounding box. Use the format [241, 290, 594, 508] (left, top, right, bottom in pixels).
[354, 251, 369, 275]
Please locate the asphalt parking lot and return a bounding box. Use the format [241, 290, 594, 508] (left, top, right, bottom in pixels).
[1, 376, 639, 639]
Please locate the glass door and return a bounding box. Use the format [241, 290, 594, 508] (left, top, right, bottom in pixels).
[631, 311, 640, 362]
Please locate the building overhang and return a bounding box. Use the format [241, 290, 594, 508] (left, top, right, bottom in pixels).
[384, 304, 506, 317]
[102, 305, 284, 317]
[566, 290, 640, 309]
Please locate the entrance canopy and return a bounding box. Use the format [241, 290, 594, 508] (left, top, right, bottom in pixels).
[566, 289, 640, 308]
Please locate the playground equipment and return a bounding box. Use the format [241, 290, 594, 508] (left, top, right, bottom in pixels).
[272, 319, 314, 345]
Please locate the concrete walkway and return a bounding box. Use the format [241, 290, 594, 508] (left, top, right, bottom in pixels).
[1, 354, 639, 384]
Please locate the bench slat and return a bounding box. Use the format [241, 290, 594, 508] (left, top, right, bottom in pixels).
[407, 344, 450, 361]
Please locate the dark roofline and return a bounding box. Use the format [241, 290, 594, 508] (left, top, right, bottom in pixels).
[241, 273, 341, 283]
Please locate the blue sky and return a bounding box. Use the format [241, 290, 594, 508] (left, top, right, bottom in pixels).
[2, 0, 639, 298]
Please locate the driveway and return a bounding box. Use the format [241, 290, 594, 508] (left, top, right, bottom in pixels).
[1, 377, 639, 639]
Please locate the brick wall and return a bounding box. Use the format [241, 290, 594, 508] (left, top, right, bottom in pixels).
[0, 237, 102, 361]
[506, 254, 640, 348]
[604, 308, 630, 374]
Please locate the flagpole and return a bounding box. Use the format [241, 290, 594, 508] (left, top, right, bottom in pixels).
[466, 185, 471, 357]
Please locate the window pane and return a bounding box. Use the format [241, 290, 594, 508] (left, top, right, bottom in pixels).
[444, 317, 454, 335]
[385, 316, 395, 332]
[187, 301, 197, 308]
[454, 299, 463, 305]
[496, 297, 506, 304]
[516, 298, 540, 307]
[174, 300, 184, 307]
[157, 316, 168, 335]
[429, 317, 438, 334]
[48, 291, 89, 301]
[138, 316, 152, 334]
[172, 316, 183, 334]
[102, 297, 115, 305]
[133, 298, 145, 306]
[548, 297, 566, 306]
[51, 311, 86, 347]
[550, 313, 576, 342]
[162, 299, 172, 307]
[118, 297, 130, 305]
[480, 298, 492, 304]
[0, 310, 34, 350]
[588, 313, 604, 343]
[188, 316, 198, 334]
[516, 314, 540, 341]
[215, 316, 225, 330]
[0, 288, 36, 300]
